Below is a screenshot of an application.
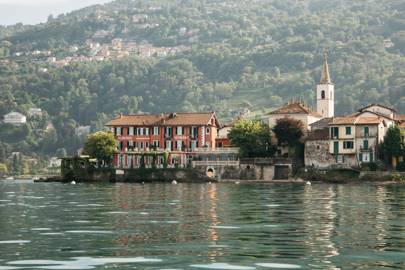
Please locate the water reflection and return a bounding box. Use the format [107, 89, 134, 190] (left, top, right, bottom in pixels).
[1, 182, 405, 269]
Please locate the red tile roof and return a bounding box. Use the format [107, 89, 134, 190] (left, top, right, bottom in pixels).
[395, 114, 405, 122]
[330, 116, 383, 125]
[106, 112, 219, 126]
[358, 103, 396, 113]
[267, 102, 322, 117]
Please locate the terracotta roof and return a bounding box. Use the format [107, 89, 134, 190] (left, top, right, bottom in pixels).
[330, 116, 383, 126]
[395, 114, 405, 122]
[358, 103, 396, 113]
[106, 112, 218, 126]
[355, 117, 383, 125]
[350, 110, 396, 121]
[267, 102, 322, 117]
[309, 117, 333, 130]
[306, 128, 329, 141]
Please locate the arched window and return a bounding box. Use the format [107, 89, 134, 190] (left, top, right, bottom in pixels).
[321, 90, 325, 99]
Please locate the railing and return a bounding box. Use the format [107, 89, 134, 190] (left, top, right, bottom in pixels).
[192, 160, 240, 167]
[240, 158, 292, 165]
[193, 147, 240, 153]
[360, 146, 373, 151]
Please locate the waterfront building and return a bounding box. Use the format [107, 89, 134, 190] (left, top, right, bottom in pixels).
[106, 112, 223, 168]
[3, 112, 27, 125]
[264, 101, 322, 131]
[263, 54, 334, 130]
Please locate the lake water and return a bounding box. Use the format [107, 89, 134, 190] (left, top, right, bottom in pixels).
[1, 180, 405, 269]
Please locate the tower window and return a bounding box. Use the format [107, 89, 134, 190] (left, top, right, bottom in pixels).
[321, 90, 325, 99]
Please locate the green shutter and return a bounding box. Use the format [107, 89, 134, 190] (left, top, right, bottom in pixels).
[364, 126, 369, 136]
[334, 141, 339, 154]
[359, 153, 363, 162]
[370, 152, 374, 162]
[363, 140, 369, 150]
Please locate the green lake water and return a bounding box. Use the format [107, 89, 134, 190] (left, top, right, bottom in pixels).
[1, 180, 405, 269]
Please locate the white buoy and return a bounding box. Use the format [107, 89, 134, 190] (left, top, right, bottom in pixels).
[208, 181, 212, 184]
[171, 180, 178, 185]
[142, 181, 145, 185]
[235, 181, 240, 185]
[71, 180, 76, 185]
[306, 181, 311, 186]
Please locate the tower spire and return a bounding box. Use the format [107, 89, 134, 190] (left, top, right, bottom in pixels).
[320, 51, 331, 84]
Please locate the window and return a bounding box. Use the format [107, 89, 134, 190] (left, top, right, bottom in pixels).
[110, 127, 114, 133]
[190, 140, 197, 150]
[153, 140, 159, 148]
[343, 141, 354, 149]
[331, 127, 339, 138]
[165, 140, 172, 151]
[116, 127, 122, 135]
[321, 90, 325, 99]
[128, 140, 134, 148]
[206, 127, 210, 134]
[129, 127, 134, 135]
[165, 127, 172, 137]
[190, 126, 198, 138]
[145, 128, 149, 136]
[364, 126, 369, 136]
[363, 140, 369, 150]
[177, 126, 183, 135]
[345, 126, 351, 135]
[176, 140, 183, 151]
[145, 142, 149, 149]
[153, 126, 159, 135]
[140, 142, 144, 149]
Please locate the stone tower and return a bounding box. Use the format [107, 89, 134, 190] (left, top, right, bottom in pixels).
[316, 52, 334, 118]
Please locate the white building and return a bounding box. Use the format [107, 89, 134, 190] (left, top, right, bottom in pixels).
[3, 112, 26, 125]
[264, 101, 322, 130]
[316, 53, 334, 118]
[75, 125, 91, 137]
[27, 108, 42, 117]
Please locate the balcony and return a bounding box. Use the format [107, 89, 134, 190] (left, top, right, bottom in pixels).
[360, 146, 373, 152]
[192, 160, 240, 167]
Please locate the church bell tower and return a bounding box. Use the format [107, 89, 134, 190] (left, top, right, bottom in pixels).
[316, 53, 334, 118]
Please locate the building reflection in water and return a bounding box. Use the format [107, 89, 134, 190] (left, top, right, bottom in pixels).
[106, 183, 223, 259]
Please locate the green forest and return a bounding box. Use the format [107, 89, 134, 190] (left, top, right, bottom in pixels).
[0, 0, 404, 169]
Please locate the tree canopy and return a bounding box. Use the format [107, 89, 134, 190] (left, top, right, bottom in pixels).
[381, 125, 405, 167]
[272, 118, 304, 146]
[83, 131, 117, 166]
[228, 119, 275, 158]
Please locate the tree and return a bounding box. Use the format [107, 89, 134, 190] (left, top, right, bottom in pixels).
[83, 131, 117, 167]
[272, 118, 304, 146]
[381, 125, 404, 168]
[228, 119, 275, 157]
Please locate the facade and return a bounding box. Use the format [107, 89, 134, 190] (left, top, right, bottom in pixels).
[305, 129, 335, 168]
[328, 116, 386, 167]
[264, 101, 322, 130]
[106, 112, 221, 168]
[3, 112, 27, 125]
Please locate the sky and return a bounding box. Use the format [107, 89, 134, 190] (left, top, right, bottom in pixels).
[0, 0, 111, 26]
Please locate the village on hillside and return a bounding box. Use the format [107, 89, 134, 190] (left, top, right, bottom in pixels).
[56, 53, 405, 182]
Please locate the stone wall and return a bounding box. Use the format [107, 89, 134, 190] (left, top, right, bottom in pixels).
[305, 140, 335, 168]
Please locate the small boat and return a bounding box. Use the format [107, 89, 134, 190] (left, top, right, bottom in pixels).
[5, 176, 14, 180]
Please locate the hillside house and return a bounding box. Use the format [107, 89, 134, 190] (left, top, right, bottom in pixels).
[3, 112, 26, 125]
